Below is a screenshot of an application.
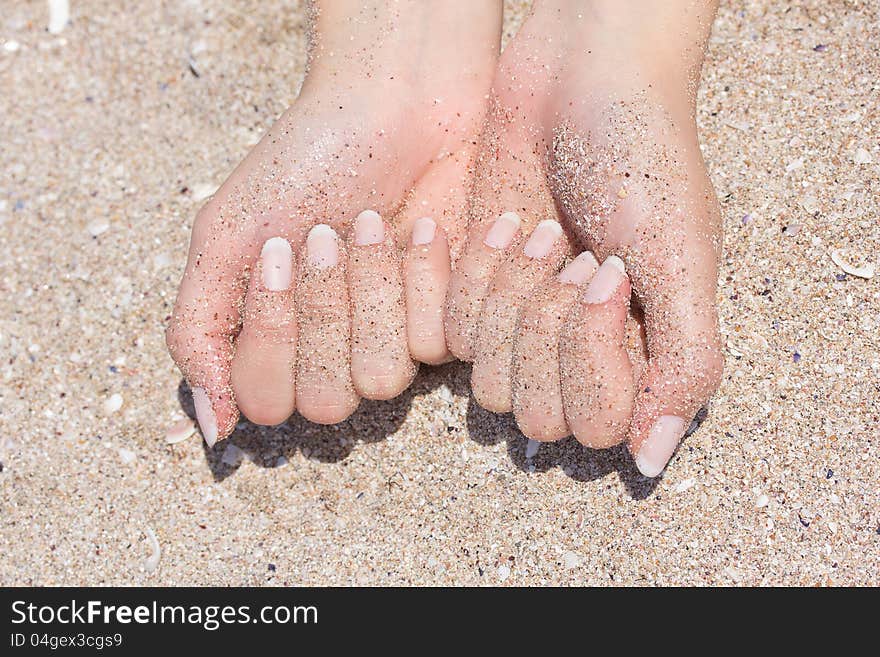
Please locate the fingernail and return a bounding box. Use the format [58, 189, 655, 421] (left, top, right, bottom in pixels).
[192, 387, 218, 447]
[306, 224, 338, 269]
[484, 211, 521, 249]
[635, 415, 686, 477]
[558, 251, 599, 284]
[523, 220, 563, 258]
[582, 255, 625, 304]
[261, 237, 293, 291]
[354, 210, 384, 246]
[411, 217, 436, 246]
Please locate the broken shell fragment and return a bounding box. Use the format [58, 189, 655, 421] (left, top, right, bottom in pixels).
[165, 418, 196, 444]
[831, 249, 875, 279]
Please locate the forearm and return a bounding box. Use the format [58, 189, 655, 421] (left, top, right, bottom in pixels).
[537, 0, 718, 98]
[304, 0, 503, 96]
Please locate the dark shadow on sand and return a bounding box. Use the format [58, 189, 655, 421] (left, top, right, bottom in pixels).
[177, 360, 707, 498]
[464, 394, 662, 499]
[177, 360, 470, 483]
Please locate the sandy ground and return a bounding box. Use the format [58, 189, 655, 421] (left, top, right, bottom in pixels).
[1, 0, 877, 586]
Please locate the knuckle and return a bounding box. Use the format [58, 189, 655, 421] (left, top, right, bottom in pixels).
[164, 317, 190, 362]
[241, 320, 296, 344]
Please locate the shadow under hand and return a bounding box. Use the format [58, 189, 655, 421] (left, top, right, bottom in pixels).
[177, 360, 472, 482]
[177, 359, 700, 498]
[465, 395, 663, 500]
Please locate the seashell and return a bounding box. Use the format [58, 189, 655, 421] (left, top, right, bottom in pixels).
[165, 418, 196, 444]
[144, 527, 161, 573]
[831, 249, 874, 279]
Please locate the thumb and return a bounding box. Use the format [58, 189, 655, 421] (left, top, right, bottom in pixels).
[166, 210, 253, 446]
[627, 255, 723, 478]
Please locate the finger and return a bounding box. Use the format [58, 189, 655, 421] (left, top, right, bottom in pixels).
[405, 217, 453, 365]
[560, 256, 636, 448]
[348, 210, 416, 399]
[229, 237, 298, 425]
[444, 211, 523, 361]
[166, 207, 253, 447]
[512, 251, 598, 441]
[627, 247, 724, 478]
[295, 224, 360, 424]
[471, 220, 569, 412]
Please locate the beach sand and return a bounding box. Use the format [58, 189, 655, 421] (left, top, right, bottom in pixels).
[0, 0, 877, 585]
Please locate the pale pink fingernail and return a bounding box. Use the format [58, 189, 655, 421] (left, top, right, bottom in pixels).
[261, 237, 293, 291]
[411, 217, 436, 246]
[523, 220, 563, 258]
[635, 415, 686, 477]
[192, 387, 218, 447]
[558, 251, 599, 284]
[354, 210, 384, 246]
[484, 211, 521, 249]
[582, 255, 625, 304]
[306, 224, 338, 269]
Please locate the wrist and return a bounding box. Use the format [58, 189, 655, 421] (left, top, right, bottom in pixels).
[303, 0, 501, 100]
[543, 0, 716, 97]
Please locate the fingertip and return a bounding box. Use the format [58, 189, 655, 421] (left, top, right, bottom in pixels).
[260, 237, 294, 291]
[192, 386, 218, 447]
[406, 218, 452, 365]
[411, 216, 438, 246]
[632, 414, 687, 478]
[192, 385, 239, 447]
[558, 251, 599, 285]
[298, 396, 360, 425]
[353, 209, 385, 246]
[559, 279, 635, 449]
[306, 224, 340, 268]
[583, 256, 629, 305]
[354, 369, 415, 401]
[483, 211, 521, 249]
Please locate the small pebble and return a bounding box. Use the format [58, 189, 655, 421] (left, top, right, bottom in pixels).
[724, 566, 743, 582]
[87, 219, 109, 237]
[525, 439, 540, 459]
[221, 443, 244, 466]
[103, 393, 123, 415]
[853, 148, 872, 164]
[497, 564, 511, 581]
[3, 40, 21, 53]
[756, 494, 769, 508]
[191, 182, 218, 202]
[562, 551, 581, 569]
[165, 418, 196, 444]
[674, 478, 695, 493]
[48, 0, 70, 35]
[118, 448, 136, 464]
[800, 195, 818, 213]
[436, 384, 454, 404]
[144, 527, 161, 574]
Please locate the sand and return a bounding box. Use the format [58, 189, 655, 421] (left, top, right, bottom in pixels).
[1, 0, 877, 586]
